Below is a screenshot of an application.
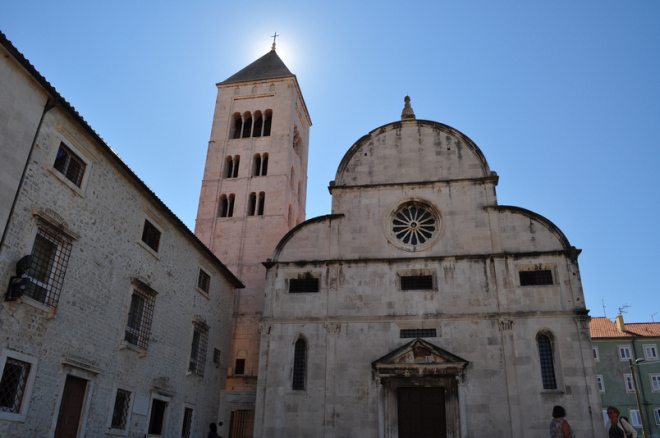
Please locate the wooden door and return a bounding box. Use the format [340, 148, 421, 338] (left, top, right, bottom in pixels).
[54, 375, 87, 438]
[397, 387, 446, 438]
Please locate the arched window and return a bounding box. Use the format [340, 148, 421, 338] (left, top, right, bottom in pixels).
[242, 113, 252, 138]
[537, 333, 557, 389]
[261, 153, 268, 175]
[257, 192, 265, 216]
[227, 194, 235, 218]
[253, 111, 263, 137]
[248, 193, 256, 216]
[253, 154, 262, 177]
[251, 86, 257, 94]
[232, 114, 242, 139]
[263, 110, 272, 136]
[292, 337, 306, 390]
[232, 156, 240, 178]
[218, 195, 228, 217]
[224, 156, 234, 178]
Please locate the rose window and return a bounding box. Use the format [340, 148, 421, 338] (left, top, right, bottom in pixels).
[392, 202, 437, 246]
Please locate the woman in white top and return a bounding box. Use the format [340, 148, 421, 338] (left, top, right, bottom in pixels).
[605, 406, 637, 438]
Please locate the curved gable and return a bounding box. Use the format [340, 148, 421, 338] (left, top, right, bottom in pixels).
[334, 119, 491, 187]
[488, 206, 574, 252]
[270, 214, 344, 262]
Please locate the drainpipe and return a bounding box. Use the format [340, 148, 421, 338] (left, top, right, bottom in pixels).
[0, 97, 57, 252]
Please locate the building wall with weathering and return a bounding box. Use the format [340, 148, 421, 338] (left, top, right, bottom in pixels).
[0, 34, 239, 438]
[254, 118, 603, 438]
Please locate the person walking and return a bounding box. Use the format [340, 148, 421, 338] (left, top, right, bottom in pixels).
[605, 406, 637, 438]
[550, 405, 576, 438]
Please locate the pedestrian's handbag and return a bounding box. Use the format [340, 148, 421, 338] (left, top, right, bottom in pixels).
[621, 419, 633, 438]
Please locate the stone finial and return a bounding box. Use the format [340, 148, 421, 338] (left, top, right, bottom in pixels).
[401, 95, 415, 120]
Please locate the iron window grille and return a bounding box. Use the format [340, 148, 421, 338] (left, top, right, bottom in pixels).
[0, 358, 31, 413]
[197, 270, 211, 294]
[189, 325, 208, 377]
[141, 220, 161, 252]
[289, 277, 319, 293]
[400, 275, 433, 290]
[519, 270, 553, 286]
[537, 335, 557, 389]
[124, 286, 155, 349]
[53, 143, 86, 187]
[181, 407, 193, 438]
[26, 221, 72, 307]
[400, 329, 437, 339]
[292, 338, 306, 390]
[111, 389, 131, 430]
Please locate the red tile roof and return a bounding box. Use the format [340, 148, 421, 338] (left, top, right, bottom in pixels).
[590, 317, 660, 339]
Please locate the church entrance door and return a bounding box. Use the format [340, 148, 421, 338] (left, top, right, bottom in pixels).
[397, 387, 446, 438]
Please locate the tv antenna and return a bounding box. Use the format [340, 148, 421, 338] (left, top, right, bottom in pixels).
[618, 304, 630, 315]
[652, 312, 658, 323]
[602, 300, 607, 318]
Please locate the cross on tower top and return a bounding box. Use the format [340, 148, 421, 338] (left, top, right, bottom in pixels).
[271, 32, 279, 50]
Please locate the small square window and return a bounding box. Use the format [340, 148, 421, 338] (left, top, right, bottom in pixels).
[141, 220, 161, 253]
[624, 374, 635, 393]
[519, 270, 553, 286]
[197, 270, 211, 294]
[644, 345, 658, 360]
[597, 375, 605, 393]
[0, 350, 37, 422]
[619, 346, 632, 360]
[110, 388, 132, 431]
[593, 347, 600, 361]
[53, 143, 87, 187]
[234, 359, 245, 375]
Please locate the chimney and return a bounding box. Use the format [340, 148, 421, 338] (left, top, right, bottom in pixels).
[615, 315, 626, 332]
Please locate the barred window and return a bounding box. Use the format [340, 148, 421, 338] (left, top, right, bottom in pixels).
[197, 270, 210, 294]
[292, 338, 306, 390]
[124, 286, 155, 349]
[189, 325, 208, 377]
[0, 358, 31, 414]
[213, 349, 221, 366]
[111, 389, 131, 430]
[26, 221, 72, 307]
[289, 277, 319, 293]
[53, 143, 86, 187]
[400, 275, 433, 290]
[400, 329, 437, 338]
[537, 334, 557, 389]
[141, 220, 161, 252]
[181, 407, 193, 438]
[520, 270, 553, 286]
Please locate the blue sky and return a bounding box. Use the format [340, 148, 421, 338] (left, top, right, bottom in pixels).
[2, 1, 659, 323]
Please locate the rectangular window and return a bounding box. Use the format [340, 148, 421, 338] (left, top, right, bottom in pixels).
[644, 345, 658, 360]
[619, 346, 632, 360]
[593, 347, 600, 361]
[651, 374, 660, 392]
[197, 269, 211, 294]
[519, 270, 553, 286]
[630, 410, 642, 428]
[124, 286, 155, 349]
[181, 407, 193, 438]
[0, 358, 31, 414]
[654, 408, 660, 426]
[53, 143, 87, 187]
[289, 277, 319, 293]
[213, 349, 221, 366]
[234, 359, 245, 375]
[111, 389, 132, 431]
[597, 375, 605, 392]
[624, 374, 635, 393]
[141, 220, 161, 253]
[400, 275, 434, 290]
[25, 221, 73, 307]
[401, 329, 437, 338]
[188, 325, 208, 377]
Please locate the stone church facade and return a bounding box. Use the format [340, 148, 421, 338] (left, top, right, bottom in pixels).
[251, 101, 603, 436]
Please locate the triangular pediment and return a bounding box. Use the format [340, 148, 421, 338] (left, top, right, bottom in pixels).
[372, 338, 468, 377]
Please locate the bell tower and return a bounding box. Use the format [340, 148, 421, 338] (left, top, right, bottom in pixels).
[194, 45, 311, 420]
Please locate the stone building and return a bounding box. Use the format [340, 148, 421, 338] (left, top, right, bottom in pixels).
[252, 99, 603, 437]
[591, 316, 660, 438]
[0, 32, 242, 438]
[194, 46, 311, 435]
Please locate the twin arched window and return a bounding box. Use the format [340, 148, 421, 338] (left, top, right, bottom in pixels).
[231, 110, 272, 139]
[247, 192, 266, 216]
[224, 156, 240, 178]
[253, 153, 269, 176]
[218, 194, 235, 218]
